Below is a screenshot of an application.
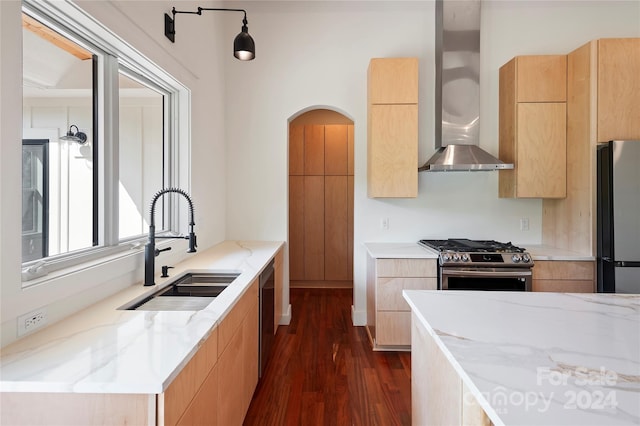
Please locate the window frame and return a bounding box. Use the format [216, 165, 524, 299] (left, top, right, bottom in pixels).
[21, 0, 191, 286]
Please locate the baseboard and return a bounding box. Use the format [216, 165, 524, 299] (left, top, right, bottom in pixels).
[351, 305, 366, 326]
[279, 303, 292, 325]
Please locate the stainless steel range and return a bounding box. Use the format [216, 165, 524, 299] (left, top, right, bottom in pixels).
[418, 239, 533, 291]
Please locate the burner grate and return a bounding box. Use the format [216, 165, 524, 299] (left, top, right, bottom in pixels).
[419, 238, 526, 253]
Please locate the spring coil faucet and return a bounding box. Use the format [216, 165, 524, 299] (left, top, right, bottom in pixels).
[144, 187, 197, 286]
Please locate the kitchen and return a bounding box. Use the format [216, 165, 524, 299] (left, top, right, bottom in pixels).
[1, 0, 639, 425]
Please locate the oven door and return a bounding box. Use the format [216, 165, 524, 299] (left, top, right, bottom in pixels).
[441, 267, 532, 291]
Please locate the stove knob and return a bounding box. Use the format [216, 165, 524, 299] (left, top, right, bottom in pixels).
[452, 253, 461, 262]
[442, 253, 451, 262]
[461, 253, 470, 262]
[522, 254, 531, 263]
[511, 254, 521, 263]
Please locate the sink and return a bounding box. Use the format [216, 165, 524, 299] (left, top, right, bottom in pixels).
[121, 271, 240, 311]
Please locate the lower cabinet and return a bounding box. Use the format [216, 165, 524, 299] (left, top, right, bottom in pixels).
[366, 255, 437, 349]
[532, 260, 595, 292]
[216, 278, 259, 426]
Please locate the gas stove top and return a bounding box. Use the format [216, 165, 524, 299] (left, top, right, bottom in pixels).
[418, 238, 533, 267]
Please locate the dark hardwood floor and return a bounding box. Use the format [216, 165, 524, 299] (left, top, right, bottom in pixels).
[244, 288, 411, 426]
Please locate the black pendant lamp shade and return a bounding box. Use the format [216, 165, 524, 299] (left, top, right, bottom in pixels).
[234, 18, 255, 60]
[165, 7, 255, 61]
[60, 124, 87, 144]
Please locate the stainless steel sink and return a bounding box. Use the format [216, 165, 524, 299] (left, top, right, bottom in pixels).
[121, 271, 240, 311]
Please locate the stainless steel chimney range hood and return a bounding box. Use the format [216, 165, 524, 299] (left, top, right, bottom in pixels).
[420, 0, 513, 172]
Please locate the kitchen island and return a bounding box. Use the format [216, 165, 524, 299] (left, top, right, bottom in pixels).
[403, 290, 640, 426]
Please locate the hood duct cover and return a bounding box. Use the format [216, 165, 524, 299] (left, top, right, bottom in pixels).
[419, 0, 513, 172]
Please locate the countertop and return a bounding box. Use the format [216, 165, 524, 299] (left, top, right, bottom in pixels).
[0, 240, 283, 394]
[364, 242, 438, 259]
[403, 290, 640, 426]
[365, 242, 594, 261]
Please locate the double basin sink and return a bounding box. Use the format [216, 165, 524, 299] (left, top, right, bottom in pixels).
[121, 271, 240, 311]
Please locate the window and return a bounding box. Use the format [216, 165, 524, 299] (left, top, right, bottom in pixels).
[21, 1, 190, 284]
[118, 71, 167, 240]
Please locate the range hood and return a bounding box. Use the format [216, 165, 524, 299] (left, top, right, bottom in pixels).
[419, 0, 513, 172]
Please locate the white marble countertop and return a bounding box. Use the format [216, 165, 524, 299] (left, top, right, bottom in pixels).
[365, 241, 594, 261]
[523, 244, 595, 261]
[403, 290, 640, 426]
[0, 240, 283, 394]
[364, 242, 438, 259]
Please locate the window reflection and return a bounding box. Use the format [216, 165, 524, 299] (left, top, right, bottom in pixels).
[22, 13, 95, 261]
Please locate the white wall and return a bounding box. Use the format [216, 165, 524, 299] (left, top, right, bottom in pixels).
[0, 0, 230, 346]
[223, 1, 640, 324]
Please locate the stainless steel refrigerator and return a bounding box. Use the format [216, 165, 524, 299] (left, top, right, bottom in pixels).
[597, 140, 640, 293]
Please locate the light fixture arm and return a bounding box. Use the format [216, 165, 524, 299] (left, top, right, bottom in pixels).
[164, 7, 249, 43]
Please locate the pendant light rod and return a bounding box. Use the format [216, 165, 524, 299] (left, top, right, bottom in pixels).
[164, 6, 256, 60]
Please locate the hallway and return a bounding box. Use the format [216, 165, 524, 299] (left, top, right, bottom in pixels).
[244, 288, 411, 425]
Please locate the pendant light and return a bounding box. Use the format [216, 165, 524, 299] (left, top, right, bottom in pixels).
[164, 7, 256, 61]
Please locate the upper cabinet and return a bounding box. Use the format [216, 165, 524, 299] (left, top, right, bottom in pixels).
[593, 38, 640, 142]
[499, 55, 567, 199]
[367, 57, 419, 198]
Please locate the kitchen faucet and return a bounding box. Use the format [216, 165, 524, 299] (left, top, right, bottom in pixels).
[144, 187, 197, 286]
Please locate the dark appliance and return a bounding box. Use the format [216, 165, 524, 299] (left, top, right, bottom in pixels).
[418, 239, 533, 291]
[259, 260, 275, 377]
[597, 140, 640, 293]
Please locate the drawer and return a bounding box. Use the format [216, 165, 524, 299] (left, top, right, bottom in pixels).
[376, 258, 437, 277]
[376, 311, 411, 346]
[532, 279, 594, 293]
[377, 277, 437, 311]
[533, 261, 594, 280]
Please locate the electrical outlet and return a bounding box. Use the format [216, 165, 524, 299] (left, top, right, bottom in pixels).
[381, 217, 389, 230]
[520, 217, 530, 231]
[17, 308, 48, 336]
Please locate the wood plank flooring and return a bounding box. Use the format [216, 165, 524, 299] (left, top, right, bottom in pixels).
[244, 288, 411, 426]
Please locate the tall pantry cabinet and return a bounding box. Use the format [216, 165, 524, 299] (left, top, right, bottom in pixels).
[289, 123, 354, 284]
[542, 38, 640, 254]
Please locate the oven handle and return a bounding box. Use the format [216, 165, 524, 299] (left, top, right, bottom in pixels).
[442, 269, 532, 277]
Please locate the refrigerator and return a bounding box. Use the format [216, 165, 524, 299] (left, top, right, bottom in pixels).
[597, 140, 640, 293]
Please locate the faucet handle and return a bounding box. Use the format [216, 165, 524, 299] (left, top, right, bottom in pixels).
[155, 247, 172, 257]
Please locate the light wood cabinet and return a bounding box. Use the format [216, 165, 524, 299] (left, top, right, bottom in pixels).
[532, 260, 595, 293]
[159, 325, 219, 425]
[367, 57, 419, 198]
[366, 256, 437, 349]
[499, 55, 567, 199]
[217, 279, 259, 426]
[543, 38, 640, 255]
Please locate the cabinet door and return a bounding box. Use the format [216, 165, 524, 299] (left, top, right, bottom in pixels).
[516, 55, 567, 102]
[377, 277, 438, 311]
[325, 176, 349, 280]
[596, 38, 640, 142]
[217, 297, 259, 426]
[324, 125, 348, 175]
[516, 103, 566, 198]
[368, 104, 418, 198]
[304, 125, 324, 175]
[368, 57, 419, 104]
[289, 176, 304, 281]
[177, 365, 218, 426]
[304, 176, 324, 280]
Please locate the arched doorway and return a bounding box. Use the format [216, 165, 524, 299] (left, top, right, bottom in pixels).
[288, 108, 354, 288]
